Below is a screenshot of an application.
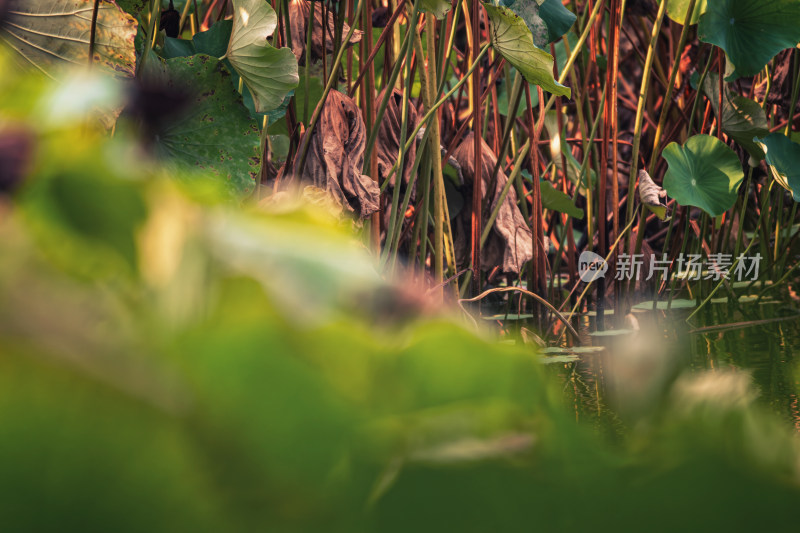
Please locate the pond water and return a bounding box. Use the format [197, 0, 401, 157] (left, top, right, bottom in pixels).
[553, 299, 800, 435]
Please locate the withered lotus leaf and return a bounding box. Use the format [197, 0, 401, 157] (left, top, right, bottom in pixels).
[375, 88, 420, 196]
[293, 90, 379, 218]
[289, 0, 363, 63]
[452, 133, 533, 274]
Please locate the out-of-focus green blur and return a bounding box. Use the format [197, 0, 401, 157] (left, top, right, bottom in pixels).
[1, 48, 800, 533]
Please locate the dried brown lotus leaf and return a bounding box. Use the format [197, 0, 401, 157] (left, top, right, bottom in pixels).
[292, 90, 379, 218]
[638, 169, 668, 220]
[289, 0, 363, 63]
[451, 133, 533, 274]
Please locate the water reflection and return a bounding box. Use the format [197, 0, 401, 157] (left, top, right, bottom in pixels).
[553, 301, 800, 434]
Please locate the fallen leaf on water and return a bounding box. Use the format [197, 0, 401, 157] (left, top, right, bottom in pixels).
[292, 90, 379, 218]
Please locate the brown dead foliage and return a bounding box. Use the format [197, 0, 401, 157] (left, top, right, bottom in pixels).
[292, 90, 379, 218]
[289, 0, 363, 64]
[451, 133, 533, 274]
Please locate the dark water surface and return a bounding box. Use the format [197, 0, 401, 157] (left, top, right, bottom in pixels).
[555, 300, 800, 434]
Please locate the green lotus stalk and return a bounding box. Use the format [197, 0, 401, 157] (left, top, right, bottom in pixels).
[687, 51, 714, 135]
[646, 0, 697, 175]
[379, 42, 491, 192]
[380, 27, 415, 267]
[304, 1, 314, 124]
[565, 215, 639, 326]
[364, 5, 418, 180]
[418, 15, 448, 297]
[138, 0, 161, 74]
[480, 140, 531, 247]
[625, 0, 668, 224]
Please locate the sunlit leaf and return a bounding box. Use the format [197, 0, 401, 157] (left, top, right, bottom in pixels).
[0, 0, 137, 79]
[483, 3, 570, 98]
[419, 0, 452, 19]
[666, 0, 707, 25]
[226, 0, 299, 113]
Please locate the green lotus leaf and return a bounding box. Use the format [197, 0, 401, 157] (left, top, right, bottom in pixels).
[163, 20, 233, 60]
[502, 0, 576, 47]
[483, 3, 570, 98]
[162, 21, 295, 125]
[698, 0, 800, 79]
[538, 0, 576, 42]
[114, 0, 149, 17]
[755, 133, 800, 201]
[662, 134, 744, 217]
[666, 0, 708, 25]
[143, 54, 261, 198]
[419, 0, 452, 19]
[699, 73, 769, 160]
[0, 0, 137, 79]
[163, 37, 196, 59]
[192, 19, 233, 57]
[540, 180, 583, 219]
[226, 0, 299, 113]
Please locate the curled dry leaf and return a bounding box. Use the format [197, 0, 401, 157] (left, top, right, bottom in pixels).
[375, 88, 420, 196]
[638, 169, 668, 220]
[451, 133, 533, 274]
[292, 90, 379, 218]
[289, 0, 363, 64]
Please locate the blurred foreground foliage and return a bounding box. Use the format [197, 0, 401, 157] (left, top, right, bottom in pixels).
[2, 49, 800, 533]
